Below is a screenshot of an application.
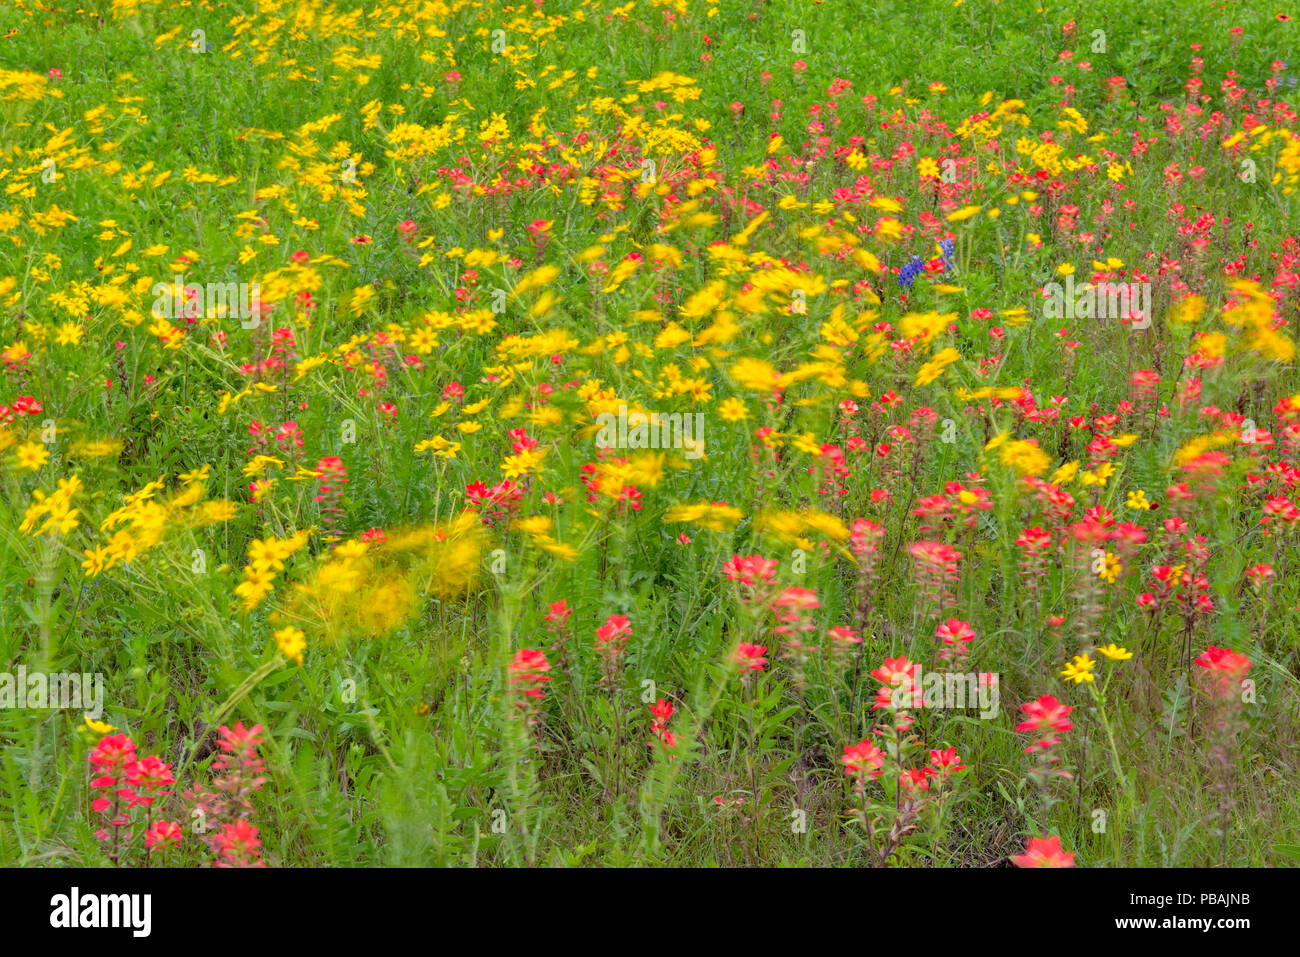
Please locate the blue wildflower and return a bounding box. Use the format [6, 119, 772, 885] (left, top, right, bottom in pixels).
[898, 256, 925, 290]
[939, 239, 955, 272]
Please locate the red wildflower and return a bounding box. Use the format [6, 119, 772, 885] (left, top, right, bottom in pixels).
[595, 613, 633, 647]
[1194, 646, 1252, 698]
[722, 553, 778, 586]
[1012, 835, 1076, 868]
[123, 755, 175, 807]
[144, 820, 182, 852]
[1016, 695, 1075, 752]
[212, 820, 265, 868]
[899, 768, 934, 793]
[649, 698, 677, 749]
[929, 747, 966, 775]
[841, 739, 885, 785]
[731, 642, 768, 674]
[935, 618, 975, 660]
[508, 649, 552, 700]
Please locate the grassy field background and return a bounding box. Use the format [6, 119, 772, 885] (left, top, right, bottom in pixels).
[0, 0, 1298, 867]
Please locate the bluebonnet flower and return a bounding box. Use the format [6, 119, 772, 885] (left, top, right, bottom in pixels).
[940, 239, 955, 272]
[898, 256, 925, 290]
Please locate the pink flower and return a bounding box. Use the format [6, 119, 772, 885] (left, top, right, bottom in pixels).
[509, 649, 552, 693]
[217, 721, 265, 759]
[870, 657, 919, 720]
[850, 519, 885, 554]
[771, 586, 819, 610]
[1244, 563, 1273, 582]
[826, 625, 861, 648]
[870, 656, 917, 687]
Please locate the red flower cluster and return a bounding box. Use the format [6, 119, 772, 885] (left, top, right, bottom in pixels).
[508, 649, 552, 723]
[731, 642, 768, 676]
[722, 553, 778, 587]
[88, 733, 179, 862]
[182, 722, 271, 867]
[595, 613, 633, 689]
[1012, 835, 1076, 868]
[0, 394, 43, 424]
[841, 739, 885, 792]
[1016, 694, 1075, 753]
[1194, 645, 1253, 699]
[871, 656, 920, 727]
[648, 698, 677, 750]
[907, 540, 963, 607]
[313, 456, 349, 539]
[594, 613, 633, 653]
[935, 617, 975, 663]
[212, 820, 265, 868]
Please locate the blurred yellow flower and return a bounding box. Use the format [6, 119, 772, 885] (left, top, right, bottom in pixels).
[275, 626, 306, 666]
[15, 442, 49, 471]
[999, 439, 1050, 477]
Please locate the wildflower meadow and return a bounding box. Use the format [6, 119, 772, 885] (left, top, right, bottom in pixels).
[0, 0, 1298, 889]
